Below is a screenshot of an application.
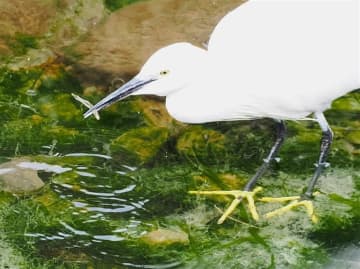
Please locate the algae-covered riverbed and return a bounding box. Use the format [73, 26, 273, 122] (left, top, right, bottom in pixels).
[0, 0, 360, 268]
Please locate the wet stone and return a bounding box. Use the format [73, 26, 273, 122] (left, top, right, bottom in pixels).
[0, 158, 44, 194]
[141, 228, 189, 246]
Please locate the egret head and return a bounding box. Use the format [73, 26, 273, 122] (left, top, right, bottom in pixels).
[83, 42, 207, 118]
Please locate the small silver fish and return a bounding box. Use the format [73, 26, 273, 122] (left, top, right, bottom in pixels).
[71, 93, 100, 120]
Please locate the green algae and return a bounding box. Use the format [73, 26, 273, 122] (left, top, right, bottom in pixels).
[110, 126, 169, 164]
[331, 91, 360, 112]
[104, 0, 143, 11]
[6, 33, 39, 56]
[346, 130, 360, 145]
[176, 126, 226, 166]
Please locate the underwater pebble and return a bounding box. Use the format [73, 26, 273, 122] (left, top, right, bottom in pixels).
[0, 158, 44, 193]
[141, 228, 189, 246]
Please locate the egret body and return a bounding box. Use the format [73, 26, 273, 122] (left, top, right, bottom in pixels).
[84, 0, 359, 223]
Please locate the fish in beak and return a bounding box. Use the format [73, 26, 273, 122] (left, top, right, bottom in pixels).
[83, 76, 156, 118]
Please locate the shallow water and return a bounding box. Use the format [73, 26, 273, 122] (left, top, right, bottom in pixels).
[0, 1, 360, 268]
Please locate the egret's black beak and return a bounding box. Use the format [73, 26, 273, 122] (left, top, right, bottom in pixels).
[83, 77, 156, 119]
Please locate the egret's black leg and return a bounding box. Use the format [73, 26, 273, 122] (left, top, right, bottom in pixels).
[303, 112, 333, 198]
[244, 120, 286, 191]
[189, 120, 287, 223]
[262, 113, 332, 223]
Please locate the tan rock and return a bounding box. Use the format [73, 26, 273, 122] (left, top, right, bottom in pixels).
[141, 228, 189, 246]
[70, 0, 246, 85]
[0, 0, 56, 37]
[0, 158, 45, 193]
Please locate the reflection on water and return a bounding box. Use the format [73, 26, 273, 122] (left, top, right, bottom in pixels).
[0, 152, 161, 265]
[17, 161, 72, 173]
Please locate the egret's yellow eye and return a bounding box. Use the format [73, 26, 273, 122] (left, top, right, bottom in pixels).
[160, 70, 170, 76]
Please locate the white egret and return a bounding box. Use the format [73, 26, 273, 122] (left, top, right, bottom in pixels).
[83, 0, 360, 224]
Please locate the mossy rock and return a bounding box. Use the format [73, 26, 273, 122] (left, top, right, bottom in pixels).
[38, 94, 82, 123]
[331, 93, 360, 112]
[110, 126, 169, 164]
[132, 97, 184, 132]
[346, 130, 360, 145]
[176, 126, 226, 164]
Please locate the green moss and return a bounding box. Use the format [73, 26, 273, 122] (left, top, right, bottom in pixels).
[331, 93, 360, 112]
[0, 192, 17, 206]
[309, 181, 360, 247]
[0, 67, 42, 95]
[0, 118, 41, 154]
[128, 165, 196, 216]
[37, 67, 81, 95]
[280, 135, 321, 173]
[176, 126, 226, 165]
[0, 195, 90, 268]
[110, 126, 169, 164]
[33, 154, 96, 167]
[0, 117, 88, 155]
[38, 94, 82, 123]
[6, 33, 39, 56]
[346, 130, 360, 145]
[104, 0, 143, 11]
[220, 121, 274, 173]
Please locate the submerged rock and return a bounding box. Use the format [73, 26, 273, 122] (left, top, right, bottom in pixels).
[110, 126, 169, 164]
[141, 228, 189, 246]
[176, 126, 226, 164]
[69, 0, 246, 85]
[0, 158, 44, 193]
[132, 97, 183, 130]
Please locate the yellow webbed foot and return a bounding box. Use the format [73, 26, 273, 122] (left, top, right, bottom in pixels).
[189, 186, 263, 224]
[259, 193, 320, 223]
